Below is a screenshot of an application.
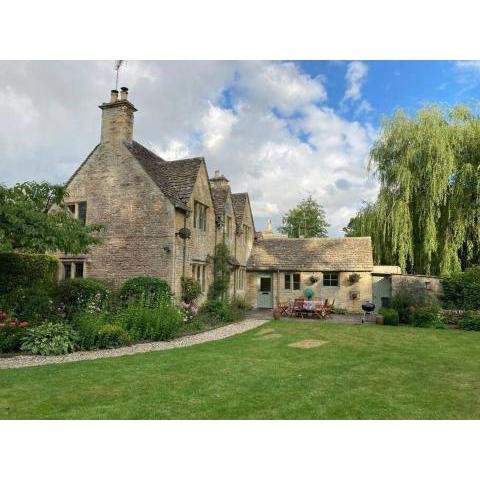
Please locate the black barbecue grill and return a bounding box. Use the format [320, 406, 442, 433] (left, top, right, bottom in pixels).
[361, 301, 375, 323]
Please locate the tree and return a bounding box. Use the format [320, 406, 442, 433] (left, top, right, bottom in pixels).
[345, 104, 480, 276]
[0, 181, 102, 254]
[278, 196, 329, 238]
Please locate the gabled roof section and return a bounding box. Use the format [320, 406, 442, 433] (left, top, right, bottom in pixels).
[246, 237, 373, 272]
[231, 192, 255, 232]
[210, 185, 231, 224]
[125, 140, 203, 211]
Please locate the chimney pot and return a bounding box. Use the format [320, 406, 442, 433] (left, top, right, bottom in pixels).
[214, 170, 220, 178]
[120, 87, 128, 100]
[110, 89, 119, 102]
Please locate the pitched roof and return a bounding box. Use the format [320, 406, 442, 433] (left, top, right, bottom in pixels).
[125, 140, 203, 211]
[246, 237, 373, 272]
[231, 193, 248, 229]
[210, 185, 230, 223]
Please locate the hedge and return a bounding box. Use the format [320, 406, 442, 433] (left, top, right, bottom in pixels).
[0, 252, 58, 295]
[442, 266, 480, 310]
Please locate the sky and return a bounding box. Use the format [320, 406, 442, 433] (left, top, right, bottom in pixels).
[2, 60, 480, 236]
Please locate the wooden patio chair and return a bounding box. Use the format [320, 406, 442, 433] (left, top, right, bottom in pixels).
[292, 298, 305, 318]
[276, 298, 291, 317]
[324, 298, 335, 317]
[314, 299, 329, 319]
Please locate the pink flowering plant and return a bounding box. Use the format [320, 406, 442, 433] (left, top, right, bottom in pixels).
[0, 309, 29, 353]
[180, 301, 199, 322]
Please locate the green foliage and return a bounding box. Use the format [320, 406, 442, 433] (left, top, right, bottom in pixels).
[0, 252, 59, 324]
[208, 243, 231, 300]
[278, 195, 329, 238]
[391, 281, 432, 324]
[344, 104, 480, 275]
[348, 273, 361, 284]
[333, 307, 348, 314]
[0, 181, 102, 254]
[181, 276, 202, 303]
[230, 296, 252, 311]
[96, 324, 132, 349]
[379, 307, 399, 326]
[309, 275, 319, 284]
[120, 277, 171, 303]
[441, 266, 480, 310]
[458, 312, 480, 331]
[303, 287, 315, 299]
[0, 253, 58, 294]
[198, 300, 242, 325]
[54, 278, 111, 320]
[72, 311, 109, 350]
[412, 304, 441, 328]
[21, 322, 77, 356]
[115, 298, 183, 341]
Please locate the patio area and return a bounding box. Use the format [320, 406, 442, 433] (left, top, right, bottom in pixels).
[246, 309, 375, 324]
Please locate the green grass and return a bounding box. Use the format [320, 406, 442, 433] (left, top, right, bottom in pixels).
[1, 321, 479, 419]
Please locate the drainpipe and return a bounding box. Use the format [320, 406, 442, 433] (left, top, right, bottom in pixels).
[234, 229, 237, 298]
[171, 216, 176, 296]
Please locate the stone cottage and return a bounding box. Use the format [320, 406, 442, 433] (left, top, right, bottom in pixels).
[59, 87, 412, 312]
[60, 87, 254, 302]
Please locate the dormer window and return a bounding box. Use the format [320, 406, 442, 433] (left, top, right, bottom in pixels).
[226, 216, 233, 239]
[66, 201, 87, 225]
[243, 225, 252, 245]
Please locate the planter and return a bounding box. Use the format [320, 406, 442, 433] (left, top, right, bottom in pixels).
[376, 314, 384, 325]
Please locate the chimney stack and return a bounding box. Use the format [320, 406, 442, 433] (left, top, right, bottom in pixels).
[120, 86, 129, 100]
[99, 87, 137, 145]
[209, 169, 230, 188]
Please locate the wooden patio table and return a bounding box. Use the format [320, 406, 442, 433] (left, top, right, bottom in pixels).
[302, 300, 325, 318]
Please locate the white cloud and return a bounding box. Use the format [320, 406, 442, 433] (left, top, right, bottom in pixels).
[0, 60, 377, 236]
[343, 60, 369, 103]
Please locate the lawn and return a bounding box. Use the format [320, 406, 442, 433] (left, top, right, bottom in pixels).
[0, 321, 479, 419]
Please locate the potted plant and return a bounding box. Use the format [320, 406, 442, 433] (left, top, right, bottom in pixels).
[309, 275, 318, 285]
[304, 287, 315, 300]
[348, 273, 361, 284]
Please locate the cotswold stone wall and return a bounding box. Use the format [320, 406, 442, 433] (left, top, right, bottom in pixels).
[175, 162, 216, 302]
[246, 270, 372, 312]
[65, 142, 176, 288]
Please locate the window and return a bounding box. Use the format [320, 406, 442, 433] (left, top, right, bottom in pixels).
[237, 268, 245, 290]
[194, 201, 207, 231]
[61, 261, 85, 280]
[66, 202, 87, 225]
[323, 272, 339, 287]
[284, 273, 300, 290]
[192, 263, 207, 292]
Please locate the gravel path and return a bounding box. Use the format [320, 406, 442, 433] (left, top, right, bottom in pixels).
[0, 318, 269, 370]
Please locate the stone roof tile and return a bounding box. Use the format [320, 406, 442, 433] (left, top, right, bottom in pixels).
[246, 237, 373, 272]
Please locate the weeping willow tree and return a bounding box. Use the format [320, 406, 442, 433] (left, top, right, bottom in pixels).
[344, 104, 480, 276]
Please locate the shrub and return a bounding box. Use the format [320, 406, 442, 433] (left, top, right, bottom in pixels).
[0, 310, 29, 353]
[21, 322, 77, 356]
[0, 253, 58, 295]
[458, 312, 480, 331]
[442, 266, 480, 310]
[333, 307, 347, 315]
[96, 324, 132, 349]
[304, 288, 315, 299]
[379, 307, 399, 326]
[198, 300, 242, 325]
[120, 277, 171, 304]
[53, 278, 110, 320]
[115, 298, 183, 341]
[231, 296, 252, 311]
[391, 281, 433, 324]
[181, 277, 202, 304]
[0, 285, 55, 325]
[412, 304, 441, 328]
[72, 311, 109, 350]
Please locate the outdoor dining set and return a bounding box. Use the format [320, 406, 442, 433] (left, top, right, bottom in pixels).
[276, 298, 335, 319]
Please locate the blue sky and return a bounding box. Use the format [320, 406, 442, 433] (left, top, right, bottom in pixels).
[1, 60, 479, 236]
